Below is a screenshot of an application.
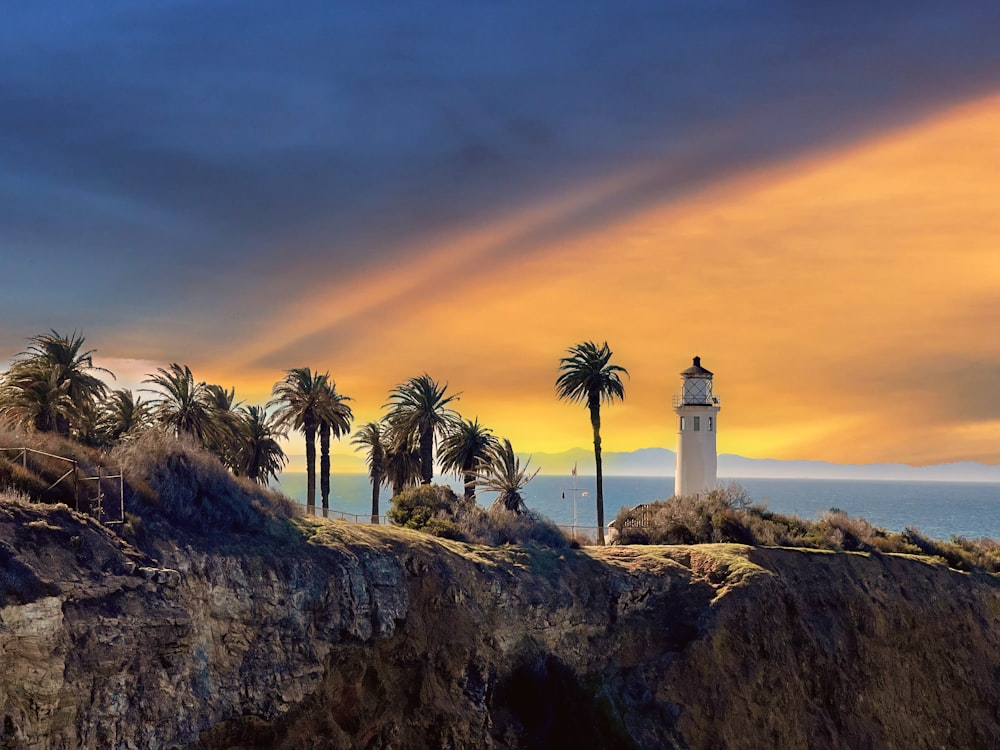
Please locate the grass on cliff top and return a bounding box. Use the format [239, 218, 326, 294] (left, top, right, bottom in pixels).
[304, 514, 581, 576]
[596, 543, 769, 590]
[612, 484, 1000, 574]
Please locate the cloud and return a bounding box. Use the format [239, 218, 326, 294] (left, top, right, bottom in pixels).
[4, 2, 1000, 465]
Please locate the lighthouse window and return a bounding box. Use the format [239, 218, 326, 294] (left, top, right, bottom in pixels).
[708, 417, 713, 432]
[693, 416, 701, 432]
[680, 416, 686, 431]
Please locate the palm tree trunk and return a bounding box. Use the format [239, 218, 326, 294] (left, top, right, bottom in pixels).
[590, 399, 605, 545]
[420, 426, 434, 484]
[462, 456, 476, 501]
[320, 421, 331, 515]
[371, 471, 381, 524]
[305, 422, 317, 513]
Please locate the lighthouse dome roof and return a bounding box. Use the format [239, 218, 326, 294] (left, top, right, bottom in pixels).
[681, 356, 713, 378]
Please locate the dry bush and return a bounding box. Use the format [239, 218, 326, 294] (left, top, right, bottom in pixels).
[901, 528, 1000, 573]
[611, 483, 999, 573]
[613, 485, 758, 546]
[388, 483, 568, 548]
[112, 429, 296, 537]
[458, 507, 568, 548]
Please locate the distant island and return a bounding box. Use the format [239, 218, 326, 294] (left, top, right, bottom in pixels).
[308, 446, 1000, 483]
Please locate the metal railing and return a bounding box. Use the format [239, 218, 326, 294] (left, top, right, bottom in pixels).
[0, 447, 124, 525]
[672, 395, 721, 407]
[295, 502, 390, 525]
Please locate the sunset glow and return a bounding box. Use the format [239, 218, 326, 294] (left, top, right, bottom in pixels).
[182, 94, 1000, 469]
[4, 3, 1000, 472]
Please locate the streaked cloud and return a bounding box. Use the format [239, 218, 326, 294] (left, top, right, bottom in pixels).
[2, 2, 1000, 467]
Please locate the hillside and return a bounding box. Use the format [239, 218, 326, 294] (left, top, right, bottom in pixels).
[2, 490, 1000, 749]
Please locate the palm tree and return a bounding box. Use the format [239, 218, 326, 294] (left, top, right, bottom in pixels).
[439, 417, 498, 501]
[384, 374, 460, 484]
[203, 383, 243, 468]
[1, 330, 112, 436]
[143, 364, 225, 447]
[0, 366, 74, 433]
[269, 367, 330, 512]
[383, 428, 422, 497]
[351, 421, 387, 523]
[233, 405, 288, 485]
[96, 389, 153, 445]
[476, 438, 539, 514]
[556, 341, 628, 544]
[317, 380, 353, 513]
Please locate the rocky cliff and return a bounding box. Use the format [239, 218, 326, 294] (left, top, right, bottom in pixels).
[2, 499, 999, 749]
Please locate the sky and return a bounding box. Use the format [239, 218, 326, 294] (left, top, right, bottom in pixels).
[3, 1, 1000, 472]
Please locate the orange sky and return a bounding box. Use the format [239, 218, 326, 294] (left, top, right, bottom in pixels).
[101, 92, 1000, 471]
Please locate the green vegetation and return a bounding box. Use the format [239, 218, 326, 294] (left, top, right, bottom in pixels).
[96, 389, 154, 445]
[438, 417, 497, 501]
[612, 483, 1000, 573]
[0, 330, 111, 438]
[144, 364, 231, 448]
[475, 438, 539, 514]
[388, 483, 567, 548]
[556, 340, 628, 545]
[233, 405, 288, 485]
[384, 373, 459, 485]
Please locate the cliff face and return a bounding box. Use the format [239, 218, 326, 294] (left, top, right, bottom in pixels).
[2, 500, 1000, 750]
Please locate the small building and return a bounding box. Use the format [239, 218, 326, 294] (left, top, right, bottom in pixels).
[673, 356, 720, 497]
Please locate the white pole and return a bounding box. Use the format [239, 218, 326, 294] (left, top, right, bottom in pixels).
[572, 463, 578, 530]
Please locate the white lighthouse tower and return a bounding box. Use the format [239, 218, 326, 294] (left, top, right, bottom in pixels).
[673, 356, 721, 497]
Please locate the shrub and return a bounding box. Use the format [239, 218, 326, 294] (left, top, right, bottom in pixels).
[457, 507, 569, 548]
[388, 483, 567, 548]
[610, 483, 1000, 573]
[388, 484, 467, 532]
[112, 429, 295, 536]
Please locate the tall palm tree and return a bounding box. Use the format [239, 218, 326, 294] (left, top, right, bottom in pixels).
[476, 438, 539, 515]
[384, 374, 460, 484]
[556, 341, 628, 544]
[317, 380, 353, 513]
[439, 417, 498, 501]
[351, 421, 387, 523]
[1, 330, 112, 436]
[143, 364, 225, 448]
[269, 367, 331, 512]
[233, 405, 288, 485]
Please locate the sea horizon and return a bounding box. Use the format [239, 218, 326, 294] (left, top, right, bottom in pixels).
[273, 472, 1000, 542]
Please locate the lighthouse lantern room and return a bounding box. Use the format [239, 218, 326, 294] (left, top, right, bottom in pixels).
[673, 356, 721, 497]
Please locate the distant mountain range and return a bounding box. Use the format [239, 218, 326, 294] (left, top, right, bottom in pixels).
[292, 447, 1000, 483]
[514, 447, 1000, 483]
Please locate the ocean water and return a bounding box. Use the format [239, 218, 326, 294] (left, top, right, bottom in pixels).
[273, 473, 1000, 541]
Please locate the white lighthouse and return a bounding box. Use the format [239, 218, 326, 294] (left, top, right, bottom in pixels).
[673, 356, 720, 497]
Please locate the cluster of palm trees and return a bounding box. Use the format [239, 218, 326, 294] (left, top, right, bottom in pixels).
[0, 331, 629, 542]
[0, 332, 291, 485]
[350, 374, 539, 523]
